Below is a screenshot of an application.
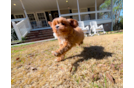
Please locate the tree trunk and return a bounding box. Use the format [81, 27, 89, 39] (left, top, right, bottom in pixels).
[115, 11, 118, 24]
[117, 10, 121, 22]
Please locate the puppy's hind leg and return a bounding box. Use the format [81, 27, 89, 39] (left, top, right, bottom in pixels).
[76, 41, 83, 48]
[79, 41, 83, 45]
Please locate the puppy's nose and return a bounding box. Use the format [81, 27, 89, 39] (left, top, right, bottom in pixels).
[56, 25, 59, 29]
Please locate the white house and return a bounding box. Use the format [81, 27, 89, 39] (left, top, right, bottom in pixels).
[11, 0, 113, 41]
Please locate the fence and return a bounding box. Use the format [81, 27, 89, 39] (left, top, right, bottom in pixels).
[11, 18, 32, 41]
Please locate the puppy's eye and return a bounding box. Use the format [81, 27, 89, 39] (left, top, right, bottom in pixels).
[61, 23, 65, 25]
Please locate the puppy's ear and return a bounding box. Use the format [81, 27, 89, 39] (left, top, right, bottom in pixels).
[68, 19, 78, 28]
[48, 21, 52, 27]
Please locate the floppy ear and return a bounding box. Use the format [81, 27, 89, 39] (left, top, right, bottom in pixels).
[48, 21, 52, 27]
[68, 19, 78, 28]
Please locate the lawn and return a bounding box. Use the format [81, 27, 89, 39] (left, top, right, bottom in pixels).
[11, 33, 123, 88]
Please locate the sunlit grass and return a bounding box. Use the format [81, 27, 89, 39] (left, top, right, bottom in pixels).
[11, 33, 123, 88]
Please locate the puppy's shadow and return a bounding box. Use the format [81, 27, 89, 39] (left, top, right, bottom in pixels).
[65, 46, 113, 74]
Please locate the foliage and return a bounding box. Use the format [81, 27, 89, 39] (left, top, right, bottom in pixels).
[11, 28, 18, 41]
[99, 0, 123, 29]
[120, 16, 123, 25]
[99, 0, 111, 10]
[21, 37, 26, 41]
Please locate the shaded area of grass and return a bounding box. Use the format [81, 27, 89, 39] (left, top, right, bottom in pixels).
[65, 46, 113, 74]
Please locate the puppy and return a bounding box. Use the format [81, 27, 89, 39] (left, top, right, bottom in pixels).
[48, 17, 84, 61]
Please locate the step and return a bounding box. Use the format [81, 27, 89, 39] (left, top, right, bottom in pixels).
[31, 28, 52, 31]
[23, 29, 55, 43]
[29, 31, 53, 34]
[26, 35, 54, 40]
[26, 30, 53, 34]
[26, 33, 53, 37]
[24, 36, 54, 42]
[26, 36, 54, 41]
[30, 29, 53, 33]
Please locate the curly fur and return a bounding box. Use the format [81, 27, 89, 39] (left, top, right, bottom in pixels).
[48, 17, 84, 61]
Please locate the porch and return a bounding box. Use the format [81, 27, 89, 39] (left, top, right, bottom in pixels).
[11, 0, 113, 42]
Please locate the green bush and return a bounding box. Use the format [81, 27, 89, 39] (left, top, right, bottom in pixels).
[11, 28, 18, 41]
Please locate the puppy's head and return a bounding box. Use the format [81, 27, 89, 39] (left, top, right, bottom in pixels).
[48, 17, 78, 37]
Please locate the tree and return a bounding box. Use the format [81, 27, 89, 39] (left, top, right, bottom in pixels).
[113, 0, 123, 24]
[99, 0, 123, 27]
[120, 16, 123, 25]
[119, 16, 123, 29]
[99, 0, 111, 10]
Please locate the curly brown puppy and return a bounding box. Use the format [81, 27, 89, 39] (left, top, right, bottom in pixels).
[48, 17, 84, 61]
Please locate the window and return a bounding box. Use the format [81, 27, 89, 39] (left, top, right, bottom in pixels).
[37, 13, 46, 21]
[15, 15, 24, 18]
[28, 13, 37, 29]
[28, 14, 36, 22]
[36, 12, 48, 27]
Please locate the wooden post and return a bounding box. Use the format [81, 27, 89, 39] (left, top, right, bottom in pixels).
[95, 0, 97, 20]
[56, 0, 61, 17]
[19, 0, 32, 31]
[111, 0, 113, 31]
[77, 0, 81, 21]
[19, 0, 28, 18]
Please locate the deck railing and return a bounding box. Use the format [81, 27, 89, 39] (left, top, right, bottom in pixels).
[11, 18, 32, 41]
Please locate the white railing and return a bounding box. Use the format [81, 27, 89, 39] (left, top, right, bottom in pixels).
[11, 18, 32, 41]
[83, 19, 112, 26]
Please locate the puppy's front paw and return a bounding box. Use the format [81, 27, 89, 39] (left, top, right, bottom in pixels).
[55, 55, 65, 62]
[55, 58, 61, 62]
[51, 51, 58, 56]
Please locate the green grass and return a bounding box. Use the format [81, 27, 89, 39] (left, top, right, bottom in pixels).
[11, 40, 21, 44]
[104, 74, 107, 88]
[116, 31, 123, 34]
[108, 31, 123, 34]
[11, 49, 26, 53]
[76, 79, 79, 84]
[94, 83, 99, 88]
[50, 39, 57, 41]
[11, 42, 35, 48]
[90, 31, 123, 37]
